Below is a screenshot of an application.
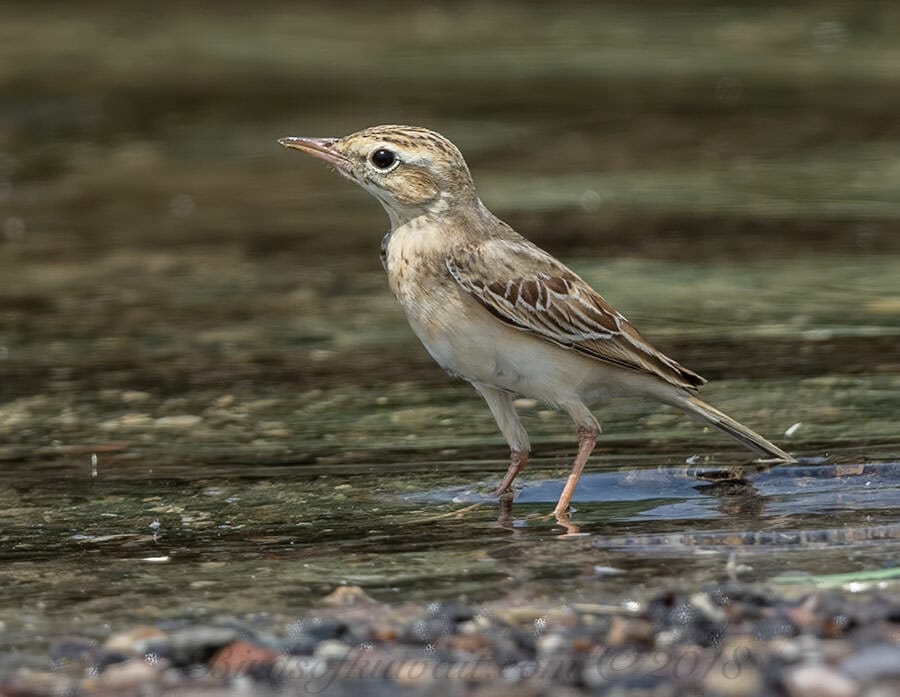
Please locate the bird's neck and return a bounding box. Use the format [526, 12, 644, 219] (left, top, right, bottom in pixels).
[384, 195, 493, 236]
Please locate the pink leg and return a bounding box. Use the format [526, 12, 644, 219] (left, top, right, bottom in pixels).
[553, 427, 597, 518]
[491, 450, 529, 496]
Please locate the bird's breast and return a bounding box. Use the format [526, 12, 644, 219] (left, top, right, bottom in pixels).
[383, 220, 446, 299]
[382, 224, 478, 371]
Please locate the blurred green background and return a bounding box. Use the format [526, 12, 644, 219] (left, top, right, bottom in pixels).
[2, 1, 898, 451]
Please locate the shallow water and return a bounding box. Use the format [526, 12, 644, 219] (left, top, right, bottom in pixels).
[2, 1, 900, 653]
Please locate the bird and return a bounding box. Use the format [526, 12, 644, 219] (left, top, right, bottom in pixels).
[279, 124, 795, 519]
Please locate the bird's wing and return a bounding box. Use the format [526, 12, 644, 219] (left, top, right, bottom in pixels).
[446, 239, 706, 391]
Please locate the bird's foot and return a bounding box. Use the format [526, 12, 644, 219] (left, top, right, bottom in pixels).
[550, 508, 583, 537]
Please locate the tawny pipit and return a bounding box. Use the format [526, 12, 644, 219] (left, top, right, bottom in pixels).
[279, 125, 795, 518]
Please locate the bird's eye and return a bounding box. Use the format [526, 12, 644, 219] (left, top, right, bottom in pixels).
[370, 148, 397, 170]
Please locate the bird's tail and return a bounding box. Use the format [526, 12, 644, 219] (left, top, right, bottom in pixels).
[674, 395, 796, 462]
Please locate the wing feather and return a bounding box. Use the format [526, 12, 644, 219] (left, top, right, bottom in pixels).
[447, 240, 705, 391]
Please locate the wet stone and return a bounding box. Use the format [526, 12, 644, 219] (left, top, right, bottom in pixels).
[207, 617, 269, 645]
[428, 601, 476, 625]
[104, 625, 168, 655]
[402, 617, 454, 645]
[153, 414, 203, 429]
[441, 632, 492, 657]
[283, 632, 318, 656]
[840, 644, 900, 681]
[753, 613, 799, 641]
[313, 639, 352, 662]
[702, 650, 764, 697]
[322, 585, 378, 607]
[209, 641, 280, 678]
[147, 626, 240, 667]
[304, 618, 349, 642]
[84, 657, 161, 692]
[4, 583, 900, 696]
[783, 663, 859, 697]
[49, 636, 98, 666]
[94, 649, 129, 671]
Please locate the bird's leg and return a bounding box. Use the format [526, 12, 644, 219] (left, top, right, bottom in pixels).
[552, 426, 597, 519]
[472, 382, 531, 497]
[491, 449, 529, 496]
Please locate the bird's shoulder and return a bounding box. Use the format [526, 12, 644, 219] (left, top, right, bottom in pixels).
[446, 233, 623, 334]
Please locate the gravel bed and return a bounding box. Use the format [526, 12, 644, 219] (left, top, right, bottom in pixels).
[2, 583, 899, 697]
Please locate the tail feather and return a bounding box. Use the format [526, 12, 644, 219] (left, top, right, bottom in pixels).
[677, 395, 796, 462]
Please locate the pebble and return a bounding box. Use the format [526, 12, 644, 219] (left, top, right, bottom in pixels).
[840, 643, 900, 680]
[388, 657, 437, 685]
[154, 414, 203, 428]
[605, 615, 654, 647]
[304, 617, 348, 642]
[702, 651, 763, 697]
[50, 636, 97, 665]
[209, 641, 279, 677]
[283, 632, 318, 656]
[121, 390, 151, 403]
[100, 412, 153, 430]
[784, 663, 859, 697]
[536, 632, 567, 655]
[104, 625, 168, 654]
[429, 601, 476, 624]
[4, 583, 899, 697]
[83, 657, 160, 691]
[443, 632, 491, 656]
[149, 626, 240, 666]
[313, 639, 352, 662]
[272, 655, 327, 681]
[321, 585, 376, 607]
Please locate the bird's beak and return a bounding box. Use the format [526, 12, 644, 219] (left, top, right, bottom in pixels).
[278, 136, 349, 169]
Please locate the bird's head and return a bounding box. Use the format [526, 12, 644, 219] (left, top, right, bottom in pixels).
[279, 125, 478, 225]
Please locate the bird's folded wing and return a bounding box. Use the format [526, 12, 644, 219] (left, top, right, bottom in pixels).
[446, 239, 705, 391]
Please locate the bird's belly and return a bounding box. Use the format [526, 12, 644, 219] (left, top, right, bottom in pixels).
[399, 286, 621, 405]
